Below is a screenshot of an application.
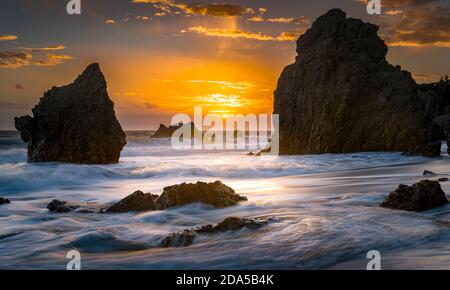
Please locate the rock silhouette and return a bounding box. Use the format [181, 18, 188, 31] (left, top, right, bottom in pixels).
[274, 9, 437, 155]
[15, 63, 126, 164]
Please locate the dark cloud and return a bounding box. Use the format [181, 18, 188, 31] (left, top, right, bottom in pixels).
[385, 6, 450, 46]
[382, 0, 438, 7]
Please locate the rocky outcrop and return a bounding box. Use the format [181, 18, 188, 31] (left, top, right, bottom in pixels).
[381, 180, 448, 211]
[160, 217, 273, 248]
[274, 9, 437, 155]
[105, 191, 159, 213]
[151, 122, 197, 139]
[15, 63, 126, 164]
[156, 181, 247, 209]
[106, 181, 247, 213]
[0, 197, 11, 205]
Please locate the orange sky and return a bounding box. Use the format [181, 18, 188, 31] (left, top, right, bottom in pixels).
[0, 0, 449, 129]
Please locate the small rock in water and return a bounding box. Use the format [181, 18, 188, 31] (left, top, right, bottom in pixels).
[159, 230, 196, 248]
[47, 200, 80, 213]
[246, 152, 255, 156]
[381, 180, 448, 212]
[47, 199, 105, 213]
[106, 191, 159, 213]
[423, 170, 437, 176]
[160, 217, 273, 248]
[439, 178, 449, 182]
[0, 197, 11, 205]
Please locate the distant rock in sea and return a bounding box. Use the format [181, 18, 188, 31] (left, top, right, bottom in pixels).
[151, 122, 197, 139]
[0, 197, 11, 205]
[15, 63, 126, 164]
[274, 8, 438, 155]
[381, 180, 448, 211]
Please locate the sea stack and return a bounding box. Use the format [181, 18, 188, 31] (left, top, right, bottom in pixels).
[274, 9, 437, 155]
[15, 63, 126, 164]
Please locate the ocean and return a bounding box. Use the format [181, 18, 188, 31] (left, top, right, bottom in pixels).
[1, 130, 450, 269]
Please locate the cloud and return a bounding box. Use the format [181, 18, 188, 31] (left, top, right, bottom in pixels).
[385, 6, 450, 47]
[355, 0, 438, 7]
[0, 50, 73, 69]
[186, 26, 302, 42]
[105, 19, 115, 24]
[0, 35, 18, 41]
[132, 0, 251, 17]
[23, 45, 66, 52]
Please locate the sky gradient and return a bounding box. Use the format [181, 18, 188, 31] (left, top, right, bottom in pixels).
[0, 0, 449, 129]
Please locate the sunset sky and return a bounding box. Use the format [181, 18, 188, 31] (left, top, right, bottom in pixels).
[0, 0, 449, 129]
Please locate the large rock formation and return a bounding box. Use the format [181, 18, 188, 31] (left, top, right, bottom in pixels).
[274, 9, 437, 155]
[381, 180, 448, 211]
[15, 63, 126, 164]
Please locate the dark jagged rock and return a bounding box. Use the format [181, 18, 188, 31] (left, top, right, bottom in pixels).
[15, 63, 126, 164]
[151, 122, 197, 139]
[155, 181, 247, 210]
[274, 9, 437, 155]
[106, 191, 159, 213]
[381, 180, 448, 211]
[159, 217, 273, 248]
[0, 197, 11, 205]
[404, 141, 442, 157]
[47, 199, 105, 213]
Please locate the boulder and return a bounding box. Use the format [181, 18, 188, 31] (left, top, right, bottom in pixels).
[381, 180, 448, 211]
[159, 217, 272, 248]
[106, 191, 159, 213]
[0, 197, 11, 205]
[106, 181, 247, 213]
[273, 9, 437, 155]
[15, 63, 126, 164]
[155, 181, 247, 210]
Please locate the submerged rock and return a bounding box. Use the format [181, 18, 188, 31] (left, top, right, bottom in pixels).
[106, 191, 158, 213]
[159, 217, 273, 248]
[47, 200, 80, 213]
[439, 178, 449, 182]
[381, 180, 448, 211]
[274, 9, 437, 155]
[47, 199, 105, 213]
[155, 181, 247, 210]
[0, 197, 11, 205]
[159, 230, 196, 248]
[15, 63, 126, 164]
[423, 170, 437, 176]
